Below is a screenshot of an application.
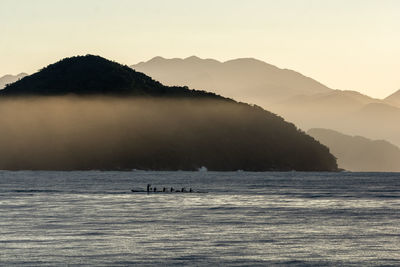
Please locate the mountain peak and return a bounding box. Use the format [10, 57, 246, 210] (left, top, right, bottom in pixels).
[147, 56, 166, 63]
[384, 89, 400, 107]
[184, 55, 202, 61]
[185, 55, 200, 59]
[0, 55, 218, 98]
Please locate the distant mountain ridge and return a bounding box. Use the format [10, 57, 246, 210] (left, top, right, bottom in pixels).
[308, 128, 400, 172]
[0, 73, 28, 89]
[132, 56, 400, 147]
[0, 55, 337, 171]
[133, 56, 332, 105]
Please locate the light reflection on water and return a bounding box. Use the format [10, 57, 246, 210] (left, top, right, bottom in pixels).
[0, 171, 399, 266]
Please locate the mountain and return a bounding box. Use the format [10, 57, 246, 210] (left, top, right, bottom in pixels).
[133, 56, 332, 106]
[0, 56, 217, 98]
[272, 89, 381, 125]
[278, 90, 381, 111]
[308, 128, 400, 172]
[0, 55, 337, 171]
[132, 56, 400, 148]
[0, 73, 28, 89]
[385, 89, 400, 107]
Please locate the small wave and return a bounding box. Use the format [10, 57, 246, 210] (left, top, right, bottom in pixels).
[298, 194, 333, 198]
[375, 195, 399, 198]
[208, 206, 242, 210]
[10, 189, 61, 193]
[81, 232, 107, 236]
[94, 191, 131, 195]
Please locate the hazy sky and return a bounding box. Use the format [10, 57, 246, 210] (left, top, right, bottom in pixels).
[1, 0, 399, 98]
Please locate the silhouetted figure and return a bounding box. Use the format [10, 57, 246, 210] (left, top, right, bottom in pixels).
[154, 187, 157, 192]
[147, 184, 151, 193]
[181, 187, 185, 192]
[170, 187, 174, 192]
[163, 187, 166, 192]
[189, 188, 193, 193]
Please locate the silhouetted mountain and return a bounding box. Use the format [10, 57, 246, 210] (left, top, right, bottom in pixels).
[308, 128, 400, 172]
[1, 55, 218, 98]
[385, 89, 400, 107]
[133, 56, 332, 105]
[132, 56, 400, 148]
[0, 55, 337, 171]
[278, 90, 380, 112]
[0, 73, 28, 89]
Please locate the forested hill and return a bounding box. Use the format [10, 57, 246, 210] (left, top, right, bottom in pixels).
[0, 55, 220, 98]
[0, 55, 338, 171]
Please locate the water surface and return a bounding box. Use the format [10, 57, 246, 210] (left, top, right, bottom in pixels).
[0, 171, 399, 266]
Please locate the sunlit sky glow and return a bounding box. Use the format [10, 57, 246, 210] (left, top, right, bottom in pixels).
[1, 0, 399, 98]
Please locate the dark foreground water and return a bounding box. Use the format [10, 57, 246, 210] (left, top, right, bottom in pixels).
[0, 171, 399, 266]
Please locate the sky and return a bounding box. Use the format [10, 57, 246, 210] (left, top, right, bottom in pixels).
[1, 0, 399, 98]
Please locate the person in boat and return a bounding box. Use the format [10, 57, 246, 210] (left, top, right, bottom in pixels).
[147, 184, 151, 193]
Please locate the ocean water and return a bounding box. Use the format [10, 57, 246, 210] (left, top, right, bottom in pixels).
[0, 171, 399, 266]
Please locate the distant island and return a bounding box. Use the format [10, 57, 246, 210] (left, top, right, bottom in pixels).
[308, 128, 400, 172]
[0, 55, 338, 171]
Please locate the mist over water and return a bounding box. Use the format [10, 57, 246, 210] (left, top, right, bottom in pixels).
[0, 96, 336, 171]
[0, 97, 236, 170]
[0, 171, 399, 266]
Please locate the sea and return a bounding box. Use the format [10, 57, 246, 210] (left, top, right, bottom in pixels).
[0, 171, 399, 266]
